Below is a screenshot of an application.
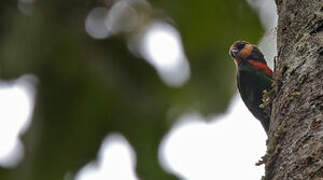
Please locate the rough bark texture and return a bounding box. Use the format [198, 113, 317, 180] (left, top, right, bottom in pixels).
[265, 0, 323, 179]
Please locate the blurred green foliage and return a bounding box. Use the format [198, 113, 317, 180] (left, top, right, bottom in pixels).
[0, 0, 262, 179]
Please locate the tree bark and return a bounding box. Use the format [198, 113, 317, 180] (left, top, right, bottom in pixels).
[265, 0, 323, 179]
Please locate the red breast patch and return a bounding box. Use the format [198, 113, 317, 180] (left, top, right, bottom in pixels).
[247, 60, 273, 77]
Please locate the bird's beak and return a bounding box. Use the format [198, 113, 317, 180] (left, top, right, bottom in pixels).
[230, 47, 239, 58]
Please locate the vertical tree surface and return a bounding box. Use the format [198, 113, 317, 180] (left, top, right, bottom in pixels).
[266, 0, 323, 179]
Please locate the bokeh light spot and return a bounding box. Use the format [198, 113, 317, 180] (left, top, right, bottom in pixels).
[139, 22, 191, 87]
[105, 0, 140, 34]
[0, 75, 36, 167]
[159, 96, 267, 180]
[76, 133, 138, 180]
[17, 0, 35, 15]
[85, 7, 110, 39]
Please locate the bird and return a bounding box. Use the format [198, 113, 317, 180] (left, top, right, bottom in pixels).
[229, 41, 273, 133]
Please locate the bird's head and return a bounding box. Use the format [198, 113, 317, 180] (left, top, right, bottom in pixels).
[229, 41, 266, 66]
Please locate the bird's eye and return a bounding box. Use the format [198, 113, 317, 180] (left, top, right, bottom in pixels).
[230, 47, 239, 58]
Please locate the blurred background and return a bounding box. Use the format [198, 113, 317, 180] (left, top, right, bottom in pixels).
[0, 0, 277, 179]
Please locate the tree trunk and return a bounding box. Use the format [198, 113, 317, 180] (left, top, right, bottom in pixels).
[265, 0, 323, 179]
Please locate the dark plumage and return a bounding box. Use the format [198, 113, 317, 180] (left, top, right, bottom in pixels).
[229, 41, 273, 133]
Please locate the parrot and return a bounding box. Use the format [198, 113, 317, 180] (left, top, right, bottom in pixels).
[229, 41, 273, 133]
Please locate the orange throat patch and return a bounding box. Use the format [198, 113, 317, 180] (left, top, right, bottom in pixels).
[240, 44, 254, 58]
